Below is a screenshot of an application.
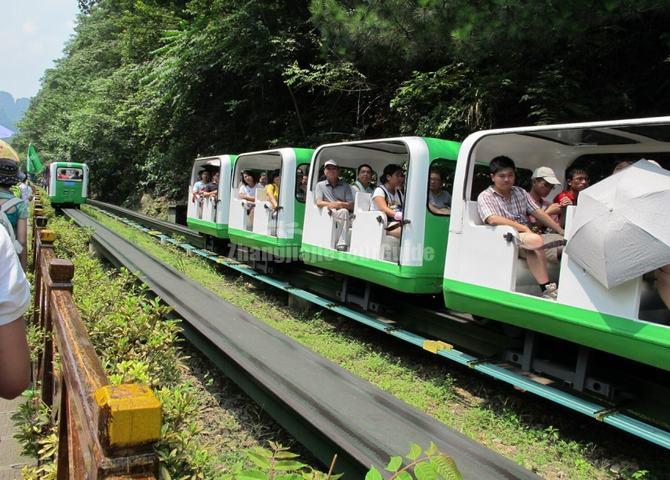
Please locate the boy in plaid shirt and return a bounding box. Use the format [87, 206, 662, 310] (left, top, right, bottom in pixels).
[477, 156, 564, 299]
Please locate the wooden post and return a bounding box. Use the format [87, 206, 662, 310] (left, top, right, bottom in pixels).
[32, 216, 48, 272]
[38, 231, 61, 408]
[33, 227, 160, 478]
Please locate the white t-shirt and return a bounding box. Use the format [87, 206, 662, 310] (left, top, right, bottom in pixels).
[371, 185, 403, 213]
[19, 183, 33, 205]
[0, 228, 30, 326]
[239, 183, 260, 199]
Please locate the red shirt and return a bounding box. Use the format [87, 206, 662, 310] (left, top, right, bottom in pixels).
[553, 190, 576, 204]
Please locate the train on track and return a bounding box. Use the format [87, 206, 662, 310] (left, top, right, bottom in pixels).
[63, 116, 668, 446]
[47, 161, 89, 208]
[182, 116, 670, 435]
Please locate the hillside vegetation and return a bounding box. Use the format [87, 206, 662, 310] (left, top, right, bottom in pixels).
[14, 0, 670, 204]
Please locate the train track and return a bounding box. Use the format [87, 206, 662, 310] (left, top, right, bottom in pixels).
[62, 207, 539, 479]
[87, 199, 205, 248]
[81, 201, 670, 452]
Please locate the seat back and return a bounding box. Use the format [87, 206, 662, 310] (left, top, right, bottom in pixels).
[467, 200, 483, 225]
[354, 192, 372, 212]
[252, 188, 272, 235]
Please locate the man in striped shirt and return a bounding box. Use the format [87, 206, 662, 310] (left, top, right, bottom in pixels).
[477, 156, 564, 299]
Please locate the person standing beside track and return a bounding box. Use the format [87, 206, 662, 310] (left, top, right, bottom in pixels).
[0, 158, 28, 269]
[0, 226, 31, 399]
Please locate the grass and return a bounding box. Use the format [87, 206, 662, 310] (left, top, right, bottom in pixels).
[41, 212, 314, 479]
[80, 205, 666, 480]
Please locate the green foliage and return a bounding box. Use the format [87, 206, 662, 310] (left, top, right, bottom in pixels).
[390, 64, 492, 140]
[378, 443, 462, 480]
[231, 442, 339, 480]
[11, 389, 52, 457]
[16, 0, 670, 204]
[20, 430, 59, 480]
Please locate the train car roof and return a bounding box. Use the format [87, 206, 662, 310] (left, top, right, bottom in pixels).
[468, 117, 670, 175]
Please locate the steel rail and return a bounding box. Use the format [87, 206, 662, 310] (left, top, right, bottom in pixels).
[63, 208, 539, 480]
[83, 202, 670, 452]
[87, 199, 205, 248]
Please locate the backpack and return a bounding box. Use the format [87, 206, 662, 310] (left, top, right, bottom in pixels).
[379, 184, 404, 213]
[0, 197, 23, 254]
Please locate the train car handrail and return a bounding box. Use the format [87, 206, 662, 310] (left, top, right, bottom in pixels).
[32, 201, 161, 479]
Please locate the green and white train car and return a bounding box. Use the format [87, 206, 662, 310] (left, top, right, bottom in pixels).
[187, 155, 237, 238]
[301, 138, 460, 294]
[48, 161, 89, 207]
[444, 117, 670, 372]
[228, 148, 314, 258]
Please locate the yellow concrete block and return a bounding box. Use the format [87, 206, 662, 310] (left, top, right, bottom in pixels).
[423, 340, 453, 354]
[40, 230, 57, 242]
[95, 384, 162, 448]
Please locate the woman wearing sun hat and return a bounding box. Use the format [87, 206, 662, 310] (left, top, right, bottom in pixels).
[0, 158, 28, 269]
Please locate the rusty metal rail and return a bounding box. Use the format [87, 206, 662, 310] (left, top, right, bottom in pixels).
[31, 196, 161, 479]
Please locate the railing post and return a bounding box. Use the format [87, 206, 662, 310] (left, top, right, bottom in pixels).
[32, 215, 48, 273]
[38, 233, 70, 409]
[32, 226, 161, 478]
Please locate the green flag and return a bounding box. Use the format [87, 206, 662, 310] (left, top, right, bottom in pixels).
[27, 143, 44, 174]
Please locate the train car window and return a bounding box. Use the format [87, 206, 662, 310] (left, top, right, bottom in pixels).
[427, 159, 456, 216]
[469, 165, 532, 201]
[295, 164, 309, 202]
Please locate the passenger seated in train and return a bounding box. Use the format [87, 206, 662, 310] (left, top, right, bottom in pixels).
[526, 167, 563, 264]
[57, 169, 68, 180]
[427, 168, 451, 215]
[554, 167, 590, 226]
[203, 171, 219, 199]
[315, 160, 354, 251]
[239, 170, 260, 202]
[351, 164, 375, 195]
[372, 164, 405, 240]
[296, 167, 308, 202]
[192, 170, 210, 203]
[239, 170, 260, 227]
[477, 156, 564, 299]
[259, 172, 268, 187]
[266, 170, 281, 212]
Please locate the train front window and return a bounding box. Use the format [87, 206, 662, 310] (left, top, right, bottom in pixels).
[57, 168, 83, 181]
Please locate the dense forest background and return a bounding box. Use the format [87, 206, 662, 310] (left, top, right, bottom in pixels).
[13, 0, 670, 204]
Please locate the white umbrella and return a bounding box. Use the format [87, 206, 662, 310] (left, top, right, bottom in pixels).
[565, 160, 670, 289]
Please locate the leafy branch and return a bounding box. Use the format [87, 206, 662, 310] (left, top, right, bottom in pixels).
[366, 443, 462, 480]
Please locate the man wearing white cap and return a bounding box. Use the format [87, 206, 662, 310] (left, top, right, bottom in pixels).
[527, 166, 563, 263]
[315, 159, 354, 251]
